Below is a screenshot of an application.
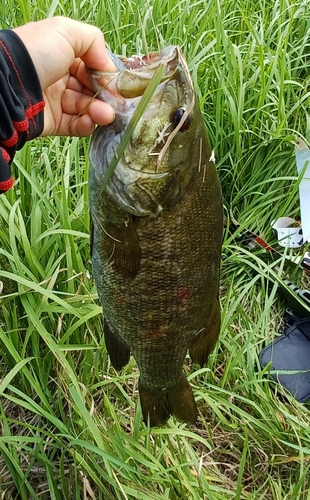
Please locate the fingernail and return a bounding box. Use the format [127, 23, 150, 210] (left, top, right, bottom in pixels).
[106, 57, 117, 72]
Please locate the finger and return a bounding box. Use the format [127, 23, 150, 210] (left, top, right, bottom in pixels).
[65, 19, 116, 72]
[88, 99, 115, 125]
[57, 113, 97, 137]
[54, 17, 116, 72]
[66, 74, 93, 96]
[66, 74, 83, 93]
[69, 60, 97, 92]
[62, 89, 115, 124]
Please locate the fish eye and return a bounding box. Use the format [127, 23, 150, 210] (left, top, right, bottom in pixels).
[171, 107, 191, 132]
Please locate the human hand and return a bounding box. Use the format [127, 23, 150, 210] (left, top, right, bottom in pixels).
[13, 17, 116, 137]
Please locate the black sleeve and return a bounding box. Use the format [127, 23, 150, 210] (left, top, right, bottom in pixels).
[0, 29, 44, 194]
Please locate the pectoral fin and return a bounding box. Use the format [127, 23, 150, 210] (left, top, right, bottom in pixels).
[98, 216, 141, 279]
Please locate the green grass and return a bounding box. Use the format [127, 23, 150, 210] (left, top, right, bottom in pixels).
[1, 0, 310, 498]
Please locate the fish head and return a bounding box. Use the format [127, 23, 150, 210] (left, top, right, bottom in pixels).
[88, 46, 206, 217]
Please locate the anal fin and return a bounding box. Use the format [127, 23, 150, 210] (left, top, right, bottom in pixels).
[104, 319, 130, 371]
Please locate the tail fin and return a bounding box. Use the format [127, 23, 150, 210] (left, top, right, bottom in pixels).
[139, 373, 197, 427]
[104, 319, 130, 371]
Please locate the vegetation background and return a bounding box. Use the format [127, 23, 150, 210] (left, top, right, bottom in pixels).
[1, 0, 310, 498]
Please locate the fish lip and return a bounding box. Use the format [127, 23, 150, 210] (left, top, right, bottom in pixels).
[87, 46, 192, 113]
[88, 45, 180, 80]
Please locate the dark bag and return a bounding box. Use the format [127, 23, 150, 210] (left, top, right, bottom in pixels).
[259, 317, 310, 403]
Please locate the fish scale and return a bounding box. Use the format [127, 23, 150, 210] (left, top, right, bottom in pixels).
[88, 46, 222, 426]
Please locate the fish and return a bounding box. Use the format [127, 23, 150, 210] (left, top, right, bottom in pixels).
[88, 46, 223, 426]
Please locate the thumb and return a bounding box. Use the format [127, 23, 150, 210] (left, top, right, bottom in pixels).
[14, 17, 116, 90]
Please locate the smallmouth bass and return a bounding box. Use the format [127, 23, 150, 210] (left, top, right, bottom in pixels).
[88, 46, 222, 426]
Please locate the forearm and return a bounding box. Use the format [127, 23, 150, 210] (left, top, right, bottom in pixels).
[0, 30, 44, 194]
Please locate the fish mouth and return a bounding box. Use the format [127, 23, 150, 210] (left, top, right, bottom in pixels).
[87, 46, 193, 114]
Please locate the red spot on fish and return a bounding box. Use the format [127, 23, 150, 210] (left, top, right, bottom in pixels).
[146, 326, 169, 340]
[177, 287, 191, 300]
[117, 296, 126, 304]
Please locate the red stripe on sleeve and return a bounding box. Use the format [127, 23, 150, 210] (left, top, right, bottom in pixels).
[0, 41, 33, 117]
[0, 177, 14, 191]
[1, 146, 11, 163]
[0, 40, 45, 140]
[2, 129, 18, 148]
[1, 101, 45, 147]
[26, 101, 45, 118]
